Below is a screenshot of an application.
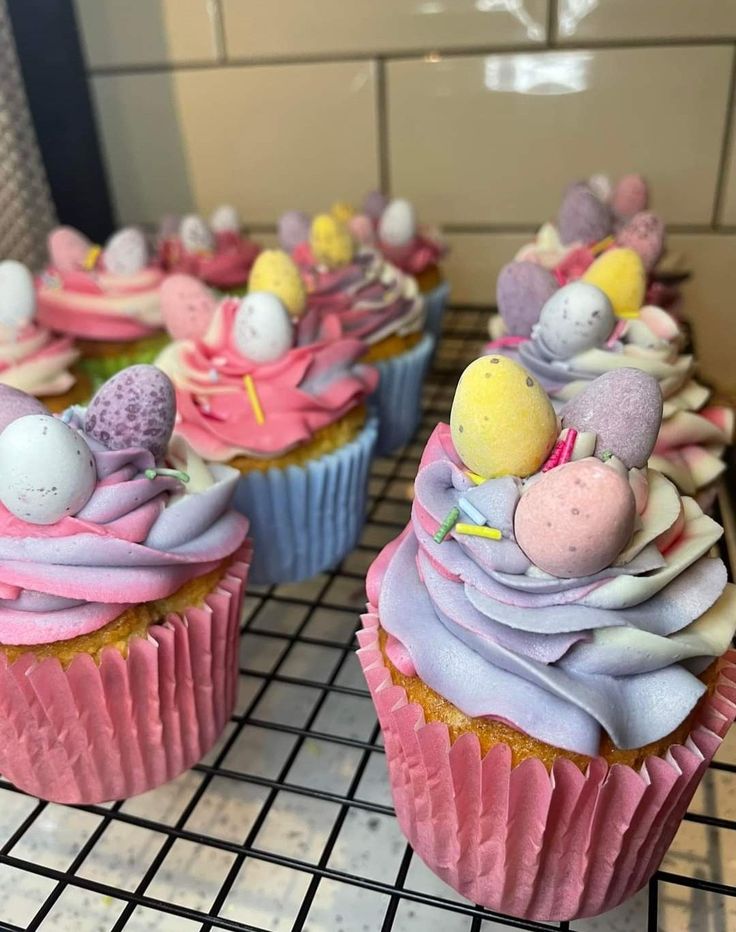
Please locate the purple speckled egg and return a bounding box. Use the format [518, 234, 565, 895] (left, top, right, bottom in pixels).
[615, 211, 665, 271]
[363, 190, 389, 221]
[278, 211, 311, 252]
[558, 183, 613, 246]
[612, 174, 649, 220]
[560, 368, 662, 468]
[85, 365, 176, 462]
[514, 457, 636, 578]
[496, 261, 559, 337]
[0, 385, 48, 434]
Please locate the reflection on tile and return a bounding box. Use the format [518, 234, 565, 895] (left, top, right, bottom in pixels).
[387, 47, 732, 225]
[557, 0, 736, 43]
[303, 877, 390, 932]
[222, 0, 548, 59]
[220, 858, 312, 928]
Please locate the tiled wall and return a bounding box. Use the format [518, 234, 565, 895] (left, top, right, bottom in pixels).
[74, 0, 736, 393]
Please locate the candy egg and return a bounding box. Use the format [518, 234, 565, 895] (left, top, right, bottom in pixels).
[450, 356, 558, 479]
[85, 365, 176, 462]
[588, 173, 613, 204]
[0, 415, 96, 525]
[331, 201, 356, 225]
[0, 260, 35, 330]
[249, 250, 306, 317]
[348, 214, 375, 246]
[514, 457, 636, 578]
[210, 204, 240, 233]
[496, 261, 558, 337]
[560, 368, 662, 468]
[363, 190, 388, 220]
[159, 274, 217, 341]
[278, 211, 311, 252]
[0, 385, 48, 434]
[309, 214, 354, 268]
[48, 226, 94, 272]
[582, 247, 646, 318]
[179, 215, 214, 254]
[158, 214, 180, 240]
[102, 227, 148, 275]
[233, 292, 293, 363]
[615, 211, 665, 271]
[379, 198, 416, 248]
[612, 173, 648, 220]
[557, 183, 613, 246]
[536, 282, 615, 358]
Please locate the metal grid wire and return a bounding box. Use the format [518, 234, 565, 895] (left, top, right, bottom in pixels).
[0, 306, 734, 932]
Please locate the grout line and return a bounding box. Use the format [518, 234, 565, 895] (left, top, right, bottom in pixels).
[547, 0, 558, 47]
[712, 44, 736, 226]
[207, 0, 227, 64]
[376, 57, 391, 195]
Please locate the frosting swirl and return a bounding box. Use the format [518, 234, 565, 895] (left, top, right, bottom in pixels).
[0, 321, 78, 397]
[379, 229, 447, 277]
[159, 231, 260, 290]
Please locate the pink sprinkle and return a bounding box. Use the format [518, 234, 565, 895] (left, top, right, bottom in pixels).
[558, 428, 578, 467]
[541, 439, 564, 472]
[485, 336, 529, 350]
[605, 319, 628, 348]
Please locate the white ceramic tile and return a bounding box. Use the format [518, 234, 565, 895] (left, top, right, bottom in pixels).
[252, 681, 322, 727]
[355, 752, 393, 809]
[303, 607, 363, 645]
[36, 886, 125, 930]
[303, 877, 390, 932]
[557, 0, 736, 42]
[286, 737, 363, 796]
[184, 775, 269, 843]
[145, 838, 237, 911]
[11, 806, 102, 872]
[125, 906, 201, 931]
[75, 821, 165, 892]
[0, 864, 55, 927]
[223, 723, 298, 779]
[328, 808, 406, 884]
[250, 600, 311, 636]
[220, 857, 312, 928]
[0, 788, 41, 846]
[279, 642, 344, 682]
[121, 770, 204, 827]
[255, 790, 339, 864]
[394, 899, 473, 931]
[240, 632, 289, 673]
[311, 692, 377, 741]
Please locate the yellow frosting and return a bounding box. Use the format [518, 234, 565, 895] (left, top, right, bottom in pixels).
[248, 249, 306, 317]
[582, 247, 645, 319]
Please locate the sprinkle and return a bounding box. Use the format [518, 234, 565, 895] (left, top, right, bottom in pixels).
[458, 496, 486, 526]
[541, 439, 564, 472]
[465, 471, 485, 486]
[243, 374, 265, 425]
[145, 467, 190, 483]
[600, 450, 614, 462]
[485, 336, 528, 349]
[433, 506, 460, 543]
[591, 235, 614, 256]
[605, 319, 628, 347]
[455, 523, 503, 541]
[83, 245, 102, 271]
[557, 428, 578, 468]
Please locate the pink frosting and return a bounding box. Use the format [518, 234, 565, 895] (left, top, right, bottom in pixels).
[0, 322, 79, 397]
[159, 300, 378, 461]
[159, 231, 260, 289]
[379, 230, 447, 277]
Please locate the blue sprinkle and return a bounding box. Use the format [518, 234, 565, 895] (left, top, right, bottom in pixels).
[458, 496, 486, 526]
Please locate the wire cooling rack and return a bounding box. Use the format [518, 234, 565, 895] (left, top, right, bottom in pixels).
[0, 306, 734, 932]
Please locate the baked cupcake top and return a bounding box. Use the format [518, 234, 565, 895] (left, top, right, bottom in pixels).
[367, 356, 735, 757]
[0, 367, 249, 646]
[0, 260, 79, 398]
[36, 225, 164, 341]
[158, 207, 260, 290]
[156, 269, 378, 461]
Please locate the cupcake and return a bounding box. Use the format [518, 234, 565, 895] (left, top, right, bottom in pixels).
[0, 259, 86, 411]
[0, 366, 251, 804]
[489, 271, 733, 507]
[158, 207, 260, 295]
[36, 225, 168, 389]
[358, 355, 736, 921]
[292, 214, 432, 455]
[155, 268, 378, 586]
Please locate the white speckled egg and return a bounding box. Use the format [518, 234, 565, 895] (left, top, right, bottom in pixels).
[0, 415, 97, 524]
[0, 260, 35, 329]
[379, 198, 416, 247]
[233, 292, 293, 363]
[102, 228, 148, 275]
[537, 282, 615, 359]
[180, 215, 214, 254]
[210, 204, 240, 233]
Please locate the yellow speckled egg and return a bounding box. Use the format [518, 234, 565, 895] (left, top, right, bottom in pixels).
[331, 201, 356, 225]
[582, 247, 645, 319]
[249, 249, 306, 317]
[450, 356, 558, 479]
[310, 214, 354, 269]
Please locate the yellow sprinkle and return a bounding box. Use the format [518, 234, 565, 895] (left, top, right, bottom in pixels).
[466, 471, 485, 486]
[455, 523, 502, 540]
[243, 374, 265, 425]
[83, 245, 102, 270]
[590, 235, 614, 256]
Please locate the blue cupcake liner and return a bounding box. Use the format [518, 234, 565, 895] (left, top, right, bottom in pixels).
[423, 280, 451, 343]
[232, 416, 378, 586]
[370, 332, 434, 456]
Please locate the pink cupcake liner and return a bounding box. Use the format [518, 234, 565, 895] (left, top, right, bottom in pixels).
[0, 542, 251, 805]
[358, 610, 736, 922]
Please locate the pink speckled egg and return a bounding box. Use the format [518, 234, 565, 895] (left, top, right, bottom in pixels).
[612, 174, 648, 220]
[48, 226, 93, 272]
[160, 274, 217, 341]
[348, 213, 376, 246]
[514, 457, 636, 578]
[615, 211, 665, 271]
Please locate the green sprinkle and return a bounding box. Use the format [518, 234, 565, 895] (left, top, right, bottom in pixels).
[600, 450, 614, 462]
[433, 506, 460, 544]
[145, 467, 190, 483]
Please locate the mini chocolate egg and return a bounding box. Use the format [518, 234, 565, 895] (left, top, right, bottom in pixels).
[537, 282, 615, 358]
[102, 228, 148, 275]
[496, 261, 558, 337]
[363, 190, 388, 221]
[557, 183, 613, 246]
[48, 226, 94, 272]
[249, 250, 306, 317]
[210, 204, 240, 233]
[348, 213, 376, 246]
[612, 173, 648, 220]
[0, 385, 48, 434]
[331, 201, 356, 225]
[582, 247, 646, 318]
[0, 414, 96, 525]
[379, 198, 416, 248]
[179, 215, 214, 254]
[0, 260, 35, 330]
[309, 214, 354, 268]
[159, 274, 217, 341]
[278, 211, 311, 252]
[85, 365, 176, 462]
[233, 292, 293, 363]
[615, 211, 665, 272]
[560, 368, 663, 468]
[450, 356, 558, 479]
[514, 457, 636, 578]
[588, 173, 613, 204]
